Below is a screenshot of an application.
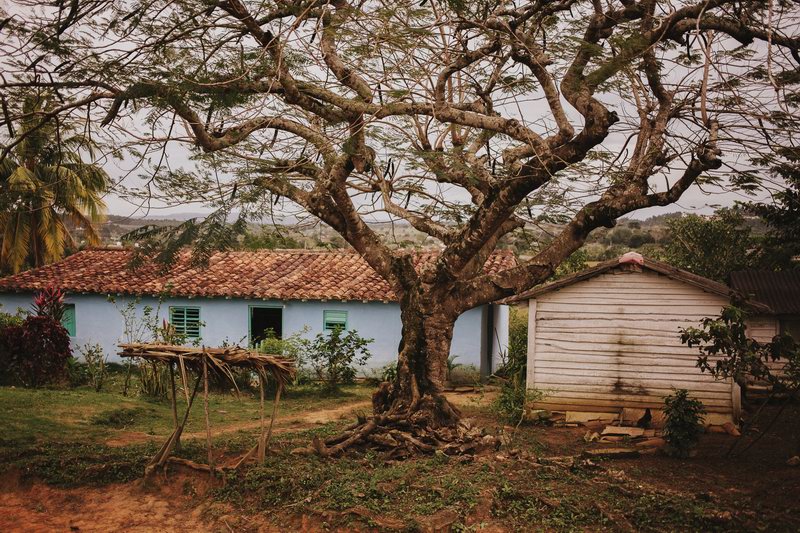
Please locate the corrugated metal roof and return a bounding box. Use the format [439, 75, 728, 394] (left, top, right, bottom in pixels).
[730, 270, 800, 315]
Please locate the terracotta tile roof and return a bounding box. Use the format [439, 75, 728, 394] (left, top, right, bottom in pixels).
[0, 248, 517, 302]
[730, 270, 800, 315]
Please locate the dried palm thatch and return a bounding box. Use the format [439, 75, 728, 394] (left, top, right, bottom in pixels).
[119, 343, 296, 387]
[118, 343, 296, 479]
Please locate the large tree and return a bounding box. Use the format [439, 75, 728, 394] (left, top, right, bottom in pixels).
[2, 0, 799, 452]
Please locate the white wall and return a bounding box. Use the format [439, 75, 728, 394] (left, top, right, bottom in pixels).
[527, 268, 737, 418]
[0, 292, 505, 373]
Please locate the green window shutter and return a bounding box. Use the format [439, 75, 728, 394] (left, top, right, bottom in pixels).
[170, 306, 201, 339]
[323, 310, 348, 332]
[62, 304, 76, 337]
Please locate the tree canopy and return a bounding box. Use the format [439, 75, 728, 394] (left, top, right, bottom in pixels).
[2, 0, 800, 447]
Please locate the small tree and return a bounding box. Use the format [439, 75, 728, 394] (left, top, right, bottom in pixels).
[663, 210, 755, 282]
[79, 343, 108, 392]
[662, 389, 707, 458]
[681, 304, 800, 393]
[307, 328, 372, 392]
[681, 304, 800, 456]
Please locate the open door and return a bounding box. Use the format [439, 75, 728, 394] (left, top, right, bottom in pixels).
[250, 306, 283, 345]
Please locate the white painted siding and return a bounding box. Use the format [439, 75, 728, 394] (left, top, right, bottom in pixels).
[745, 316, 786, 379]
[527, 269, 736, 417]
[0, 291, 505, 373]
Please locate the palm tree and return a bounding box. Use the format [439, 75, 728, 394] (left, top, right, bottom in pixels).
[0, 93, 109, 273]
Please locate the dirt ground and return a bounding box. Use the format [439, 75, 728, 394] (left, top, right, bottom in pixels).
[2, 393, 799, 532]
[103, 398, 374, 447]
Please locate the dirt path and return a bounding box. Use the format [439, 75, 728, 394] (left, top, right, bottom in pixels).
[0, 470, 212, 533]
[104, 399, 373, 447]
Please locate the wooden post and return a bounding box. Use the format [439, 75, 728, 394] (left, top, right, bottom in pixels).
[257, 374, 266, 462]
[147, 374, 201, 477]
[168, 362, 181, 452]
[202, 349, 214, 478]
[264, 382, 283, 456]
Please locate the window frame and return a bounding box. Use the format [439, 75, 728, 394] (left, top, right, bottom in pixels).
[62, 303, 76, 337]
[248, 304, 284, 345]
[323, 309, 348, 333]
[169, 305, 202, 339]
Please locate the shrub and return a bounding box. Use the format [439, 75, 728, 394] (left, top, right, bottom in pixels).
[0, 315, 72, 387]
[662, 389, 706, 458]
[492, 306, 538, 424]
[307, 327, 373, 391]
[31, 287, 67, 321]
[0, 308, 24, 329]
[79, 343, 108, 392]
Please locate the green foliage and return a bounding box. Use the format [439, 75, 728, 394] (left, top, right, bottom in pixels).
[0, 308, 24, 329]
[254, 327, 312, 383]
[123, 204, 247, 270]
[507, 306, 527, 370]
[79, 343, 109, 392]
[307, 327, 373, 391]
[745, 146, 800, 270]
[681, 304, 800, 392]
[380, 362, 397, 383]
[662, 389, 706, 458]
[492, 307, 544, 424]
[241, 227, 303, 250]
[662, 210, 756, 281]
[551, 249, 588, 279]
[0, 92, 109, 273]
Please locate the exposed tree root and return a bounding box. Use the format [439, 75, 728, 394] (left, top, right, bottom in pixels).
[311, 389, 500, 459]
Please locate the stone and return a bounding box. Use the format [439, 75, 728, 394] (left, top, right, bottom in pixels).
[601, 426, 646, 438]
[787, 456, 800, 466]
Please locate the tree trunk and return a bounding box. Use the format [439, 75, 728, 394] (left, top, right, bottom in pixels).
[372, 292, 461, 428]
[313, 285, 497, 457]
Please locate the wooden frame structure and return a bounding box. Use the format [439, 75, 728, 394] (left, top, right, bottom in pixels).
[119, 343, 296, 478]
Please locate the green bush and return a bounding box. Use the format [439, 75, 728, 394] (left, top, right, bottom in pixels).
[662, 389, 706, 458]
[80, 343, 108, 392]
[307, 327, 373, 391]
[492, 307, 542, 424]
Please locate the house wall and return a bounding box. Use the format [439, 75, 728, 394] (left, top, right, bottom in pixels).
[745, 315, 787, 378]
[526, 268, 737, 419]
[0, 292, 508, 373]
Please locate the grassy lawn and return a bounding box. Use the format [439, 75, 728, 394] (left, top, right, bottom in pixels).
[1, 380, 798, 532]
[0, 378, 372, 444]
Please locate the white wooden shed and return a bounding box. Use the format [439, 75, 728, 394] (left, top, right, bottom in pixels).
[511, 253, 751, 423]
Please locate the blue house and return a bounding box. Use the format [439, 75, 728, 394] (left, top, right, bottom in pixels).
[0, 248, 513, 374]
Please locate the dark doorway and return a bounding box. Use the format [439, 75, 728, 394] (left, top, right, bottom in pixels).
[250, 307, 283, 344]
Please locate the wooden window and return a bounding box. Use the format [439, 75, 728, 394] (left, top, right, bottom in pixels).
[169, 306, 201, 339]
[323, 310, 348, 333]
[62, 304, 76, 337]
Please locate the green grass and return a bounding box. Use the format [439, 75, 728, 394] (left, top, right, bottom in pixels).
[0, 381, 371, 444]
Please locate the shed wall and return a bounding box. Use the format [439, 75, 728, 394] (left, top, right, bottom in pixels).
[527, 268, 736, 417]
